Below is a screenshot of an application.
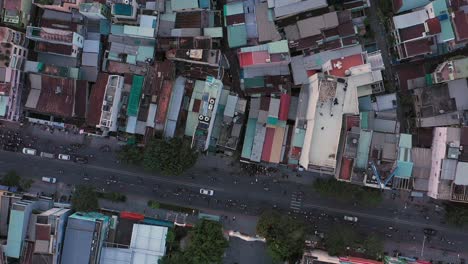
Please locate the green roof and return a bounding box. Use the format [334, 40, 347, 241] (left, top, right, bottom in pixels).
[292, 128, 306, 147]
[111, 24, 124, 35]
[184, 111, 199, 137]
[360, 112, 369, 129]
[394, 161, 414, 179]
[136, 46, 155, 62]
[399, 133, 412, 149]
[0, 96, 8, 117]
[440, 19, 455, 42]
[358, 96, 372, 111]
[224, 2, 244, 16]
[5, 210, 24, 258]
[244, 76, 265, 88]
[355, 129, 372, 169]
[127, 75, 144, 116]
[267, 40, 289, 54]
[70, 212, 110, 222]
[227, 25, 247, 48]
[172, 0, 198, 10]
[204, 27, 223, 38]
[241, 118, 257, 159]
[113, 3, 133, 16]
[267, 117, 278, 125]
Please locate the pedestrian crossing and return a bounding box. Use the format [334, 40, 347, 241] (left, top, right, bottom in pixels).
[290, 191, 303, 213]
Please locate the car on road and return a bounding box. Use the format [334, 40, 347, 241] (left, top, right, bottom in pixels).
[22, 147, 37, 155]
[58, 154, 71, 161]
[200, 189, 214, 196]
[41, 177, 57, 184]
[40, 152, 55, 159]
[344, 216, 358, 222]
[74, 156, 88, 164]
[423, 228, 437, 236]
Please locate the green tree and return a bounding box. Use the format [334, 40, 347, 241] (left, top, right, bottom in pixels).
[362, 234, 383, 259]
[313, 178, 382, 207]
[117, 145, 144, 165]
[185, 220, 228, 264]
[159, 252, 190, 264]
[143, 138, 198, 175]
[257, 210, 306, 262]
[325, 225, 358, 256]
[71, 185, 99, 212]
[2, 170, 21, 187]
[445, 202, 468, 226]
[19, 178, 34, 192]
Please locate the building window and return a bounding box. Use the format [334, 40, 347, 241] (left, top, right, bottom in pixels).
[13, 47, 17, 54]
[23, 50, 26, 56]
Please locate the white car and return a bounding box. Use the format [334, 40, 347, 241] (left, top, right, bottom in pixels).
[22, 148, 37, 155]
[344, 216, 358, 222]
[58, 154, 71, 161]
[42, 177, 57, 184]
[200, 189, 214, 196]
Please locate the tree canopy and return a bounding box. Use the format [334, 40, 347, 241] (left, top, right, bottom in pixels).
[257, 210, 306, 262]
[71, 185, 99, 212]
[117, 145, 143, 165]
[2, 170, 21, 187]
[445, 202, 468, 227]
[325, 225, 383, 259]
[313, 178, 382, 206]
[2, 170, 34, 191]
[143, 138, 198, 175]
[160, 220, 228, 264]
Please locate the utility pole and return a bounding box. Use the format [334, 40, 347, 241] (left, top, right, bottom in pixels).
[421, 235, 427, 257]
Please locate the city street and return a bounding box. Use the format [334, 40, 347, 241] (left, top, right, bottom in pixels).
[0, 125, 467, 262]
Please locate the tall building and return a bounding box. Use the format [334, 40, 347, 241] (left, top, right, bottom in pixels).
[61, 212, 110, 264]
[5, 199, 38, 259]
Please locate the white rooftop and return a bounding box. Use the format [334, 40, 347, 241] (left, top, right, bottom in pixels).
[393, 9, 428, 29]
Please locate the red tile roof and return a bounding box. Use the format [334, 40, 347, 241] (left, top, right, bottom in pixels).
[35, 76, 75, 118]
[339, 157, 353, 181]
[394, 61, 425, 91]
[426, 17, 441, 34]
[403, 38, 432, 57]
[453, 10, 468, 41]
[86, 72, 109, 126]
[279, 94, 291, 121]
[225, 13, 245, 26]
[328, 53, 364, 77]
[238, 51, 270, 68]
[155, 80, 173, 127]
[338, 21, 355, 37]
[399, 24, 425, 42]
[0, 83, 10, 95]
[261, 127, 275, 162]
[74, 80, 87, 119]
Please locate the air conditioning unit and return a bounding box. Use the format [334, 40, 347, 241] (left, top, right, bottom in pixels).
[208, 104, 213, 110]
[204, 116, 210, 122]
[124, 0, 130, 4]
[198, 115, 204, 121]
[209, 98, 215, 105]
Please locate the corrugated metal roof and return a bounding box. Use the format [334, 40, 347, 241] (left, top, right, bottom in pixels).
[288, 96, 298, 120]
[227, 25, 247, 48]
[256, 2, 281, 42]
[274, 0, 328, 18]
[355, 129, 372, 169]
[83, 40, 100, 53]
[395, 161, 414, 178]
[248, 98, 260, 119]
[172, 0, 198, 11]
[441, 158, 457, 180]
[270, 127, 285, 163]
[82, 52, 99, 67]
[204, 27, 223, 38]
[251, 123, 266, 162]
[454, 162, 468, 185]
[224, 95, 238, 118]
[127, 75, 144, 117]
[268, 98, 280, 117]
[241, 118, 257, 159]
[373, 118, 396, 133]
[399, 133, 412, 148]
[5, 210, 25, 258]
[130, 224, 168, 257]
[292, 128, 306, 147]
[267, 40, 289, 54]
[224, 2, 244, 17]
[279, 94, 290, 121]
[261, 127, 275, 162]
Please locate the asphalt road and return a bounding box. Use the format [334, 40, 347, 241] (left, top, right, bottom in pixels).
[0, 125, 466, 261]
[0, 150, 467, 260]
